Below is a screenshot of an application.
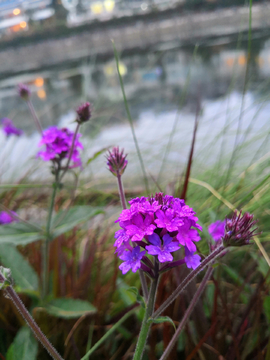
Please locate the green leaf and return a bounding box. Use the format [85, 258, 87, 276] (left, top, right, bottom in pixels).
[0, 223, 44, 245]
[51, 206, 104, 238]
[86, 147, 111, 165]
[45, 298, 97, 319]
[147, 316, 176, 331]
[6, 327, 38, 360]
[264, 296, 270, 324]
[0, 245, 39, 291]
[127, 287, 145, 308]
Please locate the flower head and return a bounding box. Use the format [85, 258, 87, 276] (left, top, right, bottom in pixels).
[0, 211, 17, 225]
[37, 126, 83, 167]
[1, 118, 23, 137]
[208, 220, 225, 242]
[106, 147, 128, 176]
[114, 193, 202, 275]
[223, 211, 258, 247]
[18, 83, 30, 100]
[76, 102, 92, 123]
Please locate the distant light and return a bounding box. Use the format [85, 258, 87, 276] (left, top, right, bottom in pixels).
[37, 89, 46, 99]
[13, 8, 21, 15]
[91, 2, 103, 14]
[104, 0, 115, 12]
[141, 3, 148, 10]
[20, 21, 27, 29]
[225, 58, 234, 67]
[238, 55, 246, 66]
[35, 77, 44, 87]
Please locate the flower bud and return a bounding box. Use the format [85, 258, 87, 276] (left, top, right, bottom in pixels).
[76, 102, 92, 123]
[106, 146, 128, 176]
[223, 210, 258, 247]
[18, 83, 31, 100]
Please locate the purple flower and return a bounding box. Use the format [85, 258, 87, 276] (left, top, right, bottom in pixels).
[114, 228, 130, 248]
[185, 247, 201, 269]
[155, 208, 183, 232]
[176, 219, 200, 252]
[125, 213, 156, 241]
[208, 220, 225, 242]
[37, 126, 83, 167]
[114, 193, 202, 275]
[2, 118, 23, 137]
[146, 233, 180, 263]
[0, 211, 17, 225]
[119, 246, 146, 274]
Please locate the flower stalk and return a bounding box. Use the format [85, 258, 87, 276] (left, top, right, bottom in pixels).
[133, 259, 159, 360]
[0, 270, 64, 360]
[159, 266, 213, 360]
[152, 244, 225, 319]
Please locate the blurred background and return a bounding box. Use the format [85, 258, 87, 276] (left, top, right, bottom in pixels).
[0, 0, 270, 188]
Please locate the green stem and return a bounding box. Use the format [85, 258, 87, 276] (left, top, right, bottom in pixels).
[113, 42, 150, 195]
[133, 262, 159, 360]
[42, 179, 58, 299]
[81, 308, 137, 360]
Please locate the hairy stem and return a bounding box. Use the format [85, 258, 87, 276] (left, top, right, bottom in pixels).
[159, 266, 213, 360]
[117, 172, 127, 209]
[0, 273, 64, 360]
[60, 123, 80, 182]
[152, 245, 225, 319]
[133, 260, 159, 360]
[27, 100, 43, 135]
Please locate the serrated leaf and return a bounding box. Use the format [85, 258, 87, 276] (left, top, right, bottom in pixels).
[6, 327, 38, 360]
[45, 298, 97, 319]
[51, 206, 104, 238]
[0, 244, 39, 291]
[0, 223, 44, 245]
[148, 316, 176, 331]
[86, 147, 111, 165]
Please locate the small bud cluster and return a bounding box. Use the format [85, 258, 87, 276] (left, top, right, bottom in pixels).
[106, 147, 128, 176]
[223, 211, 258, 247]
[76, 102, 92, 124]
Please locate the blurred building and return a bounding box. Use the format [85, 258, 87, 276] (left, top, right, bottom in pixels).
[0, 0, 54, 35]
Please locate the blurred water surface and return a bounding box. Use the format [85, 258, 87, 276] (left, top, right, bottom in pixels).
[1, 34, 270, 184]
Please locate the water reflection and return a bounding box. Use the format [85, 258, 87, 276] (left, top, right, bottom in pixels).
[1, 36, 270, 183]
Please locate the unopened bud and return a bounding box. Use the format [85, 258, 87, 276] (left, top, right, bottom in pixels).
[76, 102, 92, 123]
[223, 211, 258, 247]
[106, 146, 128, 176]
[18, 83, 31, 100]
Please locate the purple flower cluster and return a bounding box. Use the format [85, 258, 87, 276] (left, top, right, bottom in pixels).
[114, 193, 202, 275]
[0, 211, 17, 225]
[1, 118, 23, 137]
[37, 126, 83, 168]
